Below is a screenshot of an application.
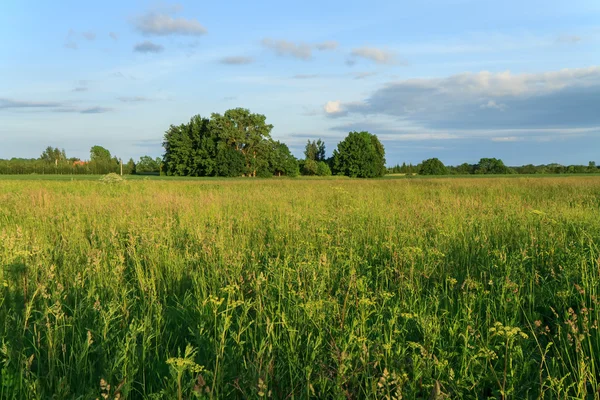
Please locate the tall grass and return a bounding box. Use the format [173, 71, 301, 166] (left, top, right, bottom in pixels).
[1, 177, 599, 398]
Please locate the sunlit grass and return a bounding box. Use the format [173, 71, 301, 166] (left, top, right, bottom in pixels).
[1, 176, 599, 398]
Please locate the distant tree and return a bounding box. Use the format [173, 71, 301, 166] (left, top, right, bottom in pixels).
[125, 158, 136, 174]
[455, 162, 474, 175]
[302, 159, 331, 176]
[588, 161, 597, 173]
[269, 141, 299, 177]
[40, 147, 67, 164]
[90, 146, 112, 162]
[215, 145, 246, 177]
[419, 158, 448, 175]
[304, 139, 326, 162]
[210, 108, 273, 177]
[474, 158, 511, 174]
[88, 145, 118, 174]
[316, 161, 332, 176]
[332, 131, 386, 178]
[163, 115, 215, 176]
[302, 159, 318, 176]
[519, 164, 537, 174]
[136, 156, 160, 174]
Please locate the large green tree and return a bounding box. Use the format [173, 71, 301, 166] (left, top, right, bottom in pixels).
[268, 140, 299, 177]
[419, 158, 448, 175]
[210, 108, 273, 177]
[163, 115, 216, 176]
[332, 131, 386, 178]
[90, 146, 112, 163]
[475, 158, 512, 174]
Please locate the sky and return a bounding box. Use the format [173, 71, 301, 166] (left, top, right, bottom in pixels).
[1, 0, 599, 166]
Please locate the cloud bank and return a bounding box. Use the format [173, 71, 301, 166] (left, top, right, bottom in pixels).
[325, 66, 600, 141]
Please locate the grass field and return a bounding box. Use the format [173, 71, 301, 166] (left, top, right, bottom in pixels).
[1, 176, 600, 399]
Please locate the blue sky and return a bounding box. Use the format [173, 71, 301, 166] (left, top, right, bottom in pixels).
[1, 0, 599, 166]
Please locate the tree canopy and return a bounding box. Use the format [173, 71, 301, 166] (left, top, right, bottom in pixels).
[332, 131, 386, 178]
[163, 108, 298, 177]
[419, 158, 448, 175]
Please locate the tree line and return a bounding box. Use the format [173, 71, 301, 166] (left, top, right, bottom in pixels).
[161, 108, 386, 178]
[0, 108, 386, 178]
[1, 107, 597, 177]
[389, 157, 600, 175]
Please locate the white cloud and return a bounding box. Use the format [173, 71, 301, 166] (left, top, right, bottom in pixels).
[324, 100, 344, 115]
[219, 56, 254, 65]
[556, 35, 582, 44]
[315, 41, 339, 51]
[350, 47, 399, 64]
[491, 136, 521, 142]
[82, 31, 96, 41]
[134, 10, 207, 36]
[480, 100, 506, 110]
[133, 41, 164, 53]
[261, 39, 312, 60]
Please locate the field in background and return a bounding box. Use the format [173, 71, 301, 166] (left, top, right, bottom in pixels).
[1, 177, 599, 398]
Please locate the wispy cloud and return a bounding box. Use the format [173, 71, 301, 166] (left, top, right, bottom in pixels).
[350, 47, 400, 65]
[219, 56, 254, 65]
[133, 41, 164, 53]
[82, 31, 96, 41]
[0, 98, 62, 110]
[133, 8, 207, 36]
[315, 41, 339, 51]
[109, 32, 119, 41]
[64, 29, 78, 49]
[80, 107, 112, 114]
[262, 38, 312, 60]
[491, 136, 522, 142]
[556, 34, 582, 44]
[117, 96, 150, 102]
[292, 74, 320, 79]
[0, 98, 112, 115]
[353, 71, 377, 80]
[72, 87, 88, 92]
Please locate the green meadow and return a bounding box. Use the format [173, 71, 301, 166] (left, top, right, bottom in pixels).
[1, 176, 599, 399]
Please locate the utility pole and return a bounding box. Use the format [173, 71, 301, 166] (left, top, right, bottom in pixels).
[120, 158, 123, 176]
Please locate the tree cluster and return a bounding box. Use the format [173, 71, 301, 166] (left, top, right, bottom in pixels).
[162, 109, 387, 178]
[163, 109, 298, 177]
[397, 158, 600, 176]
[331, 131, 386, 178]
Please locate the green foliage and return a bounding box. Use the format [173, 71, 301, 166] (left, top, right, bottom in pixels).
[316, 161, 331, 176]
[304, 160, 331, 176]
[136, 156, 161, 174]
[215, 145, 246, 177]
[90, 145, 112, 163]
[210, 108, 273, 177]
[99, 172, 125, 184]
[304, 139, 326, 162]
[419, 158, 448, 175]
[474, 157, 512, 174]
[125, 158, 136, 175]
[163, 109, 283, 177]
[163, 115, 215, 176]
[39, 146, 67, 164]
[268, 141, 299, 177]
[332, 131, 386, 178]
